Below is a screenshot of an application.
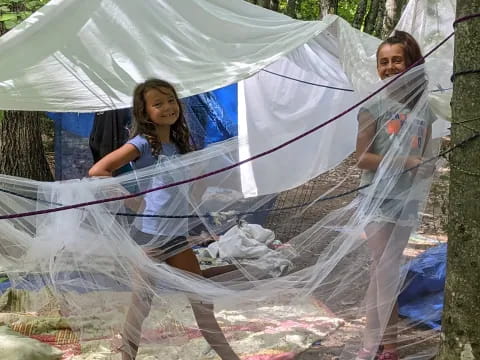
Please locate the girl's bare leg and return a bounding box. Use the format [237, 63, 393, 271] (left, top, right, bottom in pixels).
[121, 271, 154, 360]
[166, 249, 240, 360]
[120, 249, 239, 360]
[364, 222, 412, 352]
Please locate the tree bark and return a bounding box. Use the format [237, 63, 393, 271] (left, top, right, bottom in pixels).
[261, 0, 271, 9]
[0, 9, 54, 182]
[271, 0, 279, 11]
[382, 0, 405, 38]
[0, 111, 53, 181]
[373, 0, 387, 38]
[364, 0, 380, 34]
[437, 1, 480, 359]
[319, 0, 338, 19]
[286, 0, 297, 18]
[352, 0, 369, 29]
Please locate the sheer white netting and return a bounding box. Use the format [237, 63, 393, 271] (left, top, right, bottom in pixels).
[0, 0, 456, 359]
[1, 65, 447, 359]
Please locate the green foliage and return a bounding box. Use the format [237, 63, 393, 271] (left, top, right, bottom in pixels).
[276, 0, 318, 20]
[0, 0, 48, 32]
[39, 113, 55, 152]
[337, 0, 359, 24]
[297, 0, 319, 20]
[276, 0, 361, 23]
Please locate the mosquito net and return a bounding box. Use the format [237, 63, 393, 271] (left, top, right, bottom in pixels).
[0, 0, 456, 359]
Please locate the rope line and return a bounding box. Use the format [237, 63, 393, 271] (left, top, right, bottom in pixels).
[262, 69, 452, 93]
[451, 69, 480, 82]
[0, 31, 455, 220]
[3, 131, 478, 220]
[260, 69, 354, 92]
[451, 164, 480, 178]
[453, 13, 480, 27]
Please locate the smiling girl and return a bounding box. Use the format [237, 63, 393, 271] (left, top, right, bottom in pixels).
[89, 79, 239, 360]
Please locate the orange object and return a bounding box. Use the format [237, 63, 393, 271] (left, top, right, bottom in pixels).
[386, 119, 402, 134]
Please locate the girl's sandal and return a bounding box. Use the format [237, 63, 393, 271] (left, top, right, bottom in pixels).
[377, 349, 399, 360]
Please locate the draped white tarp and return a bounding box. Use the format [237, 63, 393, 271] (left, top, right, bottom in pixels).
[238, 0, 454, 194]
[0, 0, 454, 115]
[0, 2, 459, 358]
[0, 0, 455, 196]
[0, 0, 329, 111]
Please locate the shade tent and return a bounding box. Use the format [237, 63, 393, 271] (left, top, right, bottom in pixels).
[0, 1, 460, 359]
[0, 0, 454, 196]
[0, 0, 453, 114]
[0, 0, 330, 111]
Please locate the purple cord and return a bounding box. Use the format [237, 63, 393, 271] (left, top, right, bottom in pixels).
[453, 13, 480, 27]
[0, 31, 455, 220]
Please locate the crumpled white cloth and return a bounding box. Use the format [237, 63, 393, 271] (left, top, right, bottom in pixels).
[207, 222, 291, 276]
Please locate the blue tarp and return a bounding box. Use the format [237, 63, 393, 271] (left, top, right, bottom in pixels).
[398, 243, 447, 330]
[47, 84, 238, 180]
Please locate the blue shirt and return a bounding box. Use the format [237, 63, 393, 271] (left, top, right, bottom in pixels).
[127, 135, 179, 169]
[126, 135, 188, 237]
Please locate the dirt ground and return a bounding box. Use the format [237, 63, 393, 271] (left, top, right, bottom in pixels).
[263, 145, 450, 360]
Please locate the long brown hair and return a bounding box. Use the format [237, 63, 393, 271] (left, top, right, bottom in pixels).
[130, 79, 193, 156]
[376, 30, 424, 68]
[377, 31, 426, 109]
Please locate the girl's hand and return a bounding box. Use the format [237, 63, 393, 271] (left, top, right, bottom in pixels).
[406, 156, 434, 179]
[405, 156, 422, 171]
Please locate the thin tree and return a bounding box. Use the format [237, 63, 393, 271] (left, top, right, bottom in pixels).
[437, 1, 480, 359]
[286, 0, 297, 18]
[271, 0, 280, 11]
[372, 0, 386, 37]
[363, 0, 380, 34]
[382, 0, 405, 37]
[319, 0, 339, 19]
[352, 0, 369, 29]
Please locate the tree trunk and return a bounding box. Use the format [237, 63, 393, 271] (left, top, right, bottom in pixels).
[0, 111, 53, 181]
[271, 0, 279, 11]
[261, 0, 271, 9]
[382, 0, 404, 37]
[437, 1, 480, 359]
[373, 0, 387, 38]
[319, 0, 338, 19]
[0, 13, 54, 182]
[286, 0, 296, 18]
[364, 0, 380, 34]
[352, 0, 369, 29]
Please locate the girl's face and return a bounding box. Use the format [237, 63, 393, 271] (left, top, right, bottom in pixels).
[377, 44, 407, 80]
[144, 87, 180, 127]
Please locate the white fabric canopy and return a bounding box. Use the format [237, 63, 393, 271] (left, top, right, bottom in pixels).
[237, 0, 454, 195]
[0, 0, 454, 115]
[0, 0, 455, 197]
[0, 2, 459, 359]
[0, 0, 329, 111]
